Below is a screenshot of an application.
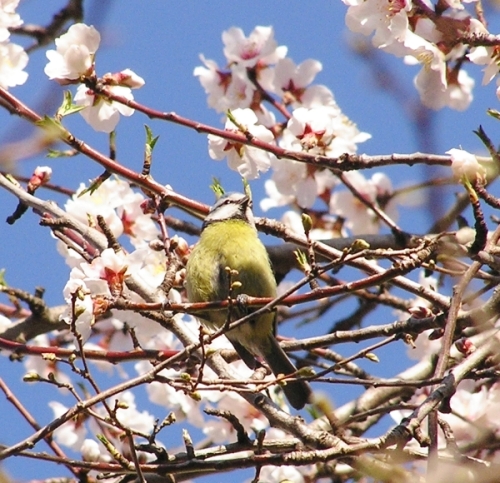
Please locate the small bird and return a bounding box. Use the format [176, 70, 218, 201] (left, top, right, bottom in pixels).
[185, 192, 311, 409]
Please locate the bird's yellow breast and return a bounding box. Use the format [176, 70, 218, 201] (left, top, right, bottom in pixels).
[186, 220, 277, 305]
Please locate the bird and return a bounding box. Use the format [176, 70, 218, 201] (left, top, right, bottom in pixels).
[185, 192, 311, 409]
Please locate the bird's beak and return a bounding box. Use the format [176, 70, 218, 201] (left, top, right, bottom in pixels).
[238, 195, 251, 209]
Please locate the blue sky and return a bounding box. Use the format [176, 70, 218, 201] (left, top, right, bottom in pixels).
[1, 1, 500, 481]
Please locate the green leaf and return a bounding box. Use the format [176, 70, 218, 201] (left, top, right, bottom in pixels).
[47, 149, 79, 158]
[487, 108, 500, 121]
[302, 213, 313, 235]
[0, 268, 7, 287]
[36, 116, 69, 142]
[78, 173, 110, 197]
[145, 125, 159, 150]
[211, 178, 225, 199]
[56, 91, 85, 118]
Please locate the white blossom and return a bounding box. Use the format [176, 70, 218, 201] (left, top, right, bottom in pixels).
[44, 23, 100, 83]
[222, 25, 286, 68]
[343, 0, 412, 55]
[447, 148, 486, 181]
[81, 439, 103, 462]
[48, 401, 87, 450]
[0, 41, 27, 89]
[74, 84, 136, 133]
[271, 57, 323, 105]
[194, 55, 254, 112]
[208, 108, 275, 179]
[283, 106, 370, 157]
[467, 20, 499, 85]
[330, 171, 397, 235]
[0, 0, 22, 42]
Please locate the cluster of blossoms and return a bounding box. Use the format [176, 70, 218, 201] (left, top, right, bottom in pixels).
[196, 26, 396, 237]
[391, 272, 500, 453]
[1, 10, 497, 478]
[36, 178, 296, 467]
[44, 23, 145, 132]
[196, 21, 490, 237]
[342, 0, 500, 110]
[0, 0, 28, 90]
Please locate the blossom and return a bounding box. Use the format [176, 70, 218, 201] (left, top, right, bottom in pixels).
[342, 1, 476, 111]
[262, 162, 339, 211]
[208, 108, 275, 179]
[0, 0, 22, 42]
[60, 248, 132, 341]
[60, 278, 95, 341]
[249, 465, 305, 483]
[467, 19, 499, 85]
[44, 23, 100, 83]
[71, 248, 129, 297]
[411, 43, 474, 111]
[285, 106, 339, 154]
[44, 23, 143, 130]
[194, 59, 256, 112]
[282, 106, 370, 157]
[447, 148, 486, 182]
[66, 178, 154, 242]
[59, 179, 157, 268]
[48, 401, 87, 450]
[0, 41, 28, 89]
[298, 84, 339, 109]
[114, 391, 156, 434]
[330, 171, 397, 235]
[203, 391, 269, 443]
[343, 0, 412, 55]
[23, 334, 72, 388]
[28, 166, 52, 191]
[194, 55, 253, 112]
[280, 210, 341, 240]
[81, 439, 103, 462]
[104, 68, 145, 88]
[263, 159, 317, 209]
[125, 247, 167, 290]
[74, 84, 136, 133]
[260, 106, 368, 210]
[271, 57, 323, 105]
[222, 25, 286, 68]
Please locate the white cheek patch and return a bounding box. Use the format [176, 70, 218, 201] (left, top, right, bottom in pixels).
[208, 203, 240, 222]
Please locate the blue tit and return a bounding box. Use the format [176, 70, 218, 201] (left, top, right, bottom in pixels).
[185, 192, 311, 409]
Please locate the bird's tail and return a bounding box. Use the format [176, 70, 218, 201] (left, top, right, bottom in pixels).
[263, 335, 312, 410]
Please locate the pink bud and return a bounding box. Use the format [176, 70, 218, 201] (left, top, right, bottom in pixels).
[103, 69, 145, 88]
[455, 338, 475, 355]
[408, 306, 433, 319]
[28, 166, 52, 191]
